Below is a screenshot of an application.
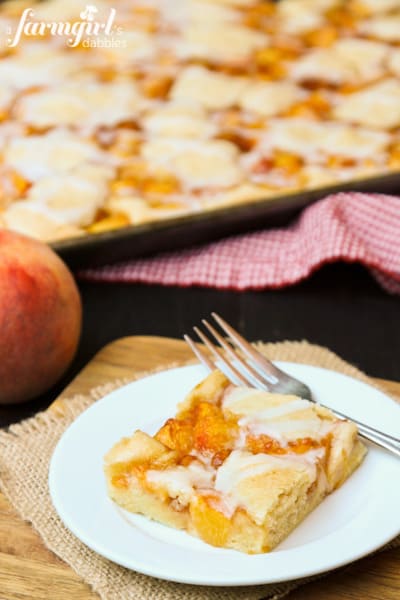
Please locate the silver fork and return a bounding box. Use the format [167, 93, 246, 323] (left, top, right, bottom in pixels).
[184, 312, 400, 458]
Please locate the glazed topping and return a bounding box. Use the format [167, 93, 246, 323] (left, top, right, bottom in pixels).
[146, 459, 214, 507]
[215, 449, 319, 493]
[239, 415, 333, 444]
[222, 386, 310, 415]
[214, 448, 323, 522]
[332, 79, 400, 129]
[3, 129, 109, 182]
[222, 386, 335, 446]
[173, 23, 268, 63]
[222, 386, 301, 413]
[290, 38, 390, 85]
[140, 138, 244, 189]
[143, 385, 337, 518]
[16, 81, 146, 132]
[255, 119, 390, 161]
[170, 66, 249, 110]
[238, 399, 313, 419]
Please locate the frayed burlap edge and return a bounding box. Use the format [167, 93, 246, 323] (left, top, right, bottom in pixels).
[0, 341, 399, 600]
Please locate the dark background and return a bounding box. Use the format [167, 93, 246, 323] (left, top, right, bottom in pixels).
[1, 260, 399, 427]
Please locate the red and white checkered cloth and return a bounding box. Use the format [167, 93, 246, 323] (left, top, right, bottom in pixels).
[79, 193, 400, 294]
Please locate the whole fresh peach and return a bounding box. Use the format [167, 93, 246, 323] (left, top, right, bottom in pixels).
[0, 230, 82, 404]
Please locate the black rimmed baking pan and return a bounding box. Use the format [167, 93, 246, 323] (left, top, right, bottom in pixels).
[52, 170, 400, 270]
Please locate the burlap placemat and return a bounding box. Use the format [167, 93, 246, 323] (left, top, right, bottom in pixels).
[1, 341, 399, 600]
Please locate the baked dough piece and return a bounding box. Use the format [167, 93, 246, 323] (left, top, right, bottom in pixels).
[389, 50, 400, 77]
[239, 81, 304, 117]
[358, 14, 400, 42]
[94, 30, 158, 65]
[257, 118, 389, 161]
[141, 138, 244, 189]
[142, 101, 217, 138]
[170, 66, 248, 110]
[106, 196, 190, 225]
[2, 203, 84, 241]
[16, 81, 145, 131]
[159, 0, 239, 26]
[0, 88, 15, 113]
[291, 39, 390, 85]
[175, 23, 268, 63]
[276, 0, 338, 35]
[3, 129, 107, 181]
[299, 164, 380, 189]
[32, 0, 111, 21]
[205, 0, 259, 5]
[356, 0, 400, 14]
[333, 79, 400, 129]
[199, 183, 276, 209]
[104, 370, 366, 554]
[0, 43, 80, 90]
[2, 164, 112, 239]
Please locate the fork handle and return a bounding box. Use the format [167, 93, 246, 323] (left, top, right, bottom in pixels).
[325, 405, 400, 457]
[357, 425, 400, 457]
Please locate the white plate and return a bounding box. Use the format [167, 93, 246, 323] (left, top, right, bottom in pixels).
[49, 362, 400, 586]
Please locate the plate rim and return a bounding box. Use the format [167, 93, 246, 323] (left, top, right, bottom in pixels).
[48, 361, 400, 586]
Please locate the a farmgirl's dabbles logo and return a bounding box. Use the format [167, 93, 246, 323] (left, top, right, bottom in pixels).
[6, 4, 124, 48]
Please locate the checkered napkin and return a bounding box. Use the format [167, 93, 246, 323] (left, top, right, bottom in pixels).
[79, 193, 400, 294]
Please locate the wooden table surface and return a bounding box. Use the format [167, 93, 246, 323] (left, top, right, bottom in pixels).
[1, 336, 399, 600]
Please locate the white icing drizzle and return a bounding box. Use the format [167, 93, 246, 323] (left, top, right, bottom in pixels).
[213, 448, 326, 521]
[140, 138, 243, 189]
[146, 460, 214, 506]
[240, 417, 333, 445]
[256, 119, 389, 162]
[215, 449, 320, 504]
[146, 387, 335, 518]
[222, 386, 334, 447]
[222, 386, 301, 412]
[242, 399, 312, 420]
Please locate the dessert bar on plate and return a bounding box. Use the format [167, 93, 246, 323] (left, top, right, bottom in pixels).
[104, 370, 366, 553]
[0, 0, 400, 243]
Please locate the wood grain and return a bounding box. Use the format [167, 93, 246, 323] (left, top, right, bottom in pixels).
[0, 494, 98, 600]
[1, 336, 399, 600]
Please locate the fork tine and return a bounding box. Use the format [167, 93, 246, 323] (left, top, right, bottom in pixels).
[211, 312, 281, 380]
[184, 334, 214, 371]
[202, 319, 271, 391]
[211, 312, 313, 398]
[186, 318, 400, 458]
[193, 327, 249, 386]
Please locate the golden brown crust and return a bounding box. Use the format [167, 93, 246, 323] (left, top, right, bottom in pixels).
[104, 370, 367, 553]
